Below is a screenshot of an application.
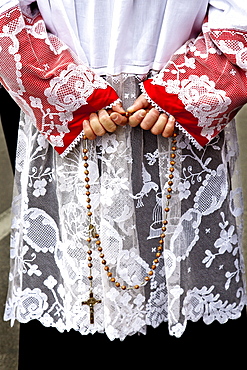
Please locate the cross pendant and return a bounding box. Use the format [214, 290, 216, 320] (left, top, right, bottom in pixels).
[82, 292, 101, 324]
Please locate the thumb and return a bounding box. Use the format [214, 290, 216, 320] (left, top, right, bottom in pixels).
[127, 94, 150, 113]
[111, 103, 126, 114]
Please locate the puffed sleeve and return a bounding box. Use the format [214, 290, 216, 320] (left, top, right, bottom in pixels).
[141, 0, 247, 149]
[0, 2, 119, 157]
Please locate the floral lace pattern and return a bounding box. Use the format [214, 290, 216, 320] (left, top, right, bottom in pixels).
[4, 75, 246, 340]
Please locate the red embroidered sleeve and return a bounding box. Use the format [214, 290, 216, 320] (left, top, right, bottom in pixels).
[0, 5, 119, 156]
[141, 18, 247, 148]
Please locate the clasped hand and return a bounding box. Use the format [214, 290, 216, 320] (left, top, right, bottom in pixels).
[83, 94, 175, 140]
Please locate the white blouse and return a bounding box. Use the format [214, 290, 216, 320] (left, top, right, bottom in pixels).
[34, 0, 209, 75]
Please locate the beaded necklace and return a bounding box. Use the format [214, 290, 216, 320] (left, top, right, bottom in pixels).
[81, 128, 177, 324]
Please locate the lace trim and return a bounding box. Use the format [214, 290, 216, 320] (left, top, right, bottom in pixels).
[60, 130, 85, 158]
[140, 82, 203, 150]
[104, 97, 122, 110]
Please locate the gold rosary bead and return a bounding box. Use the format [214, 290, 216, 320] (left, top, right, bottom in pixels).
[168, 181, 173, 186]
[171, 153, 176, 159]
[164, 207, 170, 213]
[83, 155, 88, 161]
[115, 282, 120, 287]
[88, 263, 93, 268]
[95, 234, 100, 239]
[86, 198, 91, 203]
[83, 148, 88, 153]
[104, 266, 109, 271]
[163, 220, 168, 225]
[158, 246, 163, 251]
[84, 170, 89, 175]
[99, 253, 104, 258]
[160, 233, 165, 238]
[87, 205, 91, 209]
[88, 256, 92, 261]
[87, 250, 92, 255]
[171, 146, 177, 151]
[145, 276, 151, 281]
[110, 277, 116, 283]
[169, 174, 174, 179]
[87, 212, 92, 217]
[156, 252, 161, 258]
[170, 161, 175, 166]
[96, 240, 101, 245]
[151, 265, 156, 270]
[84, 163, 89, 168]
[159, 239, 164, 245]
[87, 237, 92, 243]
[85, 184, 90, 189]
[121, 285, 127, 290]
[148, 271, 154, 276]
[134, 285, 140, 289]
[169, 167, 174, 172]
[98, 246, 103, 252]
[162, 226, 167, 232]
[107, 272, 112, 277]
[86, 191, 91, 196]
[167, 187, 172, 193]
[88, 276, 93, 280]
[166, 194, 171, 200]
[153, 259, 159, 264]
[85, 177, 90, 182]
[101, 260, 106, 265]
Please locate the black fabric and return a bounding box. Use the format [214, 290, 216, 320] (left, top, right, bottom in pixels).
[0, 87, 20, 170]
[18, 310, 246, 369]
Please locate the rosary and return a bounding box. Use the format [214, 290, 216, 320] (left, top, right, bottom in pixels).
[81, 122, 178, 324]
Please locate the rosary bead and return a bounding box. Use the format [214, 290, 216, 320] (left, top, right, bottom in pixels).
[156, 252, 161, 258]
[87, 205, 91, 209]
[170, 161, 175, 166]
[83, 156, 88, 161]
[164, 207, 170, 213]
[84, 163, 89, 168]
[151, 265, 156, 270]
[145, 276, 150, 281]
[98, 247, 103, 252]
[166, 194, 171, 199]
[153, 259, 159, 264]
[168, 181, 173, 186]
[99, 253, 104, 258]
[167, 187, 172, 193]
[88, 256, 92, 261]
[148, 271, 154, 276]
[121, 285, 127, 290]
[88, 276, 93, 280]
[88, 263, 93, 268]
[134, 285, 140, 289]
[159, 240, 164, 245]
[115, 282, 120, 287]
[158, 246, 163, 251]
[86, 191, 91, 196]
[163, 220, 168, 225]
[83, 148, 88, 153]
[171, 146, 177, 151]
[87, 212, 92, 217]
[101, 260, 106, 265]
[104, 266, 109, 271]
[169, 167, 174, 172]
[87, 237, 92, 243]
[96, 240, 101, 245]
[107, 272, 112, 277]
[85, 177, 90, 182]
[87, 250, 92, 255]
[160, 233, 165, 238]
[84, 170, 89, 175]
[171, 153, 176, 159]
[110, 278, 116, 283]
[95, 234, 100, 239]
[162, 226, 166, 232]
[85, 184, 90, 189]
[169, 174, 174, 179]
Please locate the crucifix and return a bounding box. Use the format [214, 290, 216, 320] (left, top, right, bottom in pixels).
[82, 292, 101, 324]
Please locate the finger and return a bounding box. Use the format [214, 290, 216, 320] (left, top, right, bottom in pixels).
[150, 113, 169, 136]
[83, 120, 97, 140]
[140, 108, 161, 131]
[128, 109, 147, 127]
[89, 112, 107, 136]
[162, 115, 176, 137]
[111, 103, 126, 114]
[127, 94, 150, 114]
[97, 110, 118, 132]
[110, 112, 128, 126]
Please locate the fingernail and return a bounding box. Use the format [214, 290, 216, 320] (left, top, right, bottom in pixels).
[111, 113, 118, 122]
[140, 110, 146, 118]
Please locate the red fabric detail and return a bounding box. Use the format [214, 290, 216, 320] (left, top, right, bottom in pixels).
[0, 6, 119, 156]
[142, 20, 247, 147]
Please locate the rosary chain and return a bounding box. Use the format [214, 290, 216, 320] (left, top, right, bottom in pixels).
[82, 132, 177, 291]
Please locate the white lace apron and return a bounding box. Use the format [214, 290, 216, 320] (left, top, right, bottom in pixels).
[4, 74, 247, 340]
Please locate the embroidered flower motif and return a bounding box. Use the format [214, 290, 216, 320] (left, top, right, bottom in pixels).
[33, 179, 47, 197]
[44, 275, 58, 289]
[16, 288, 49, 323]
